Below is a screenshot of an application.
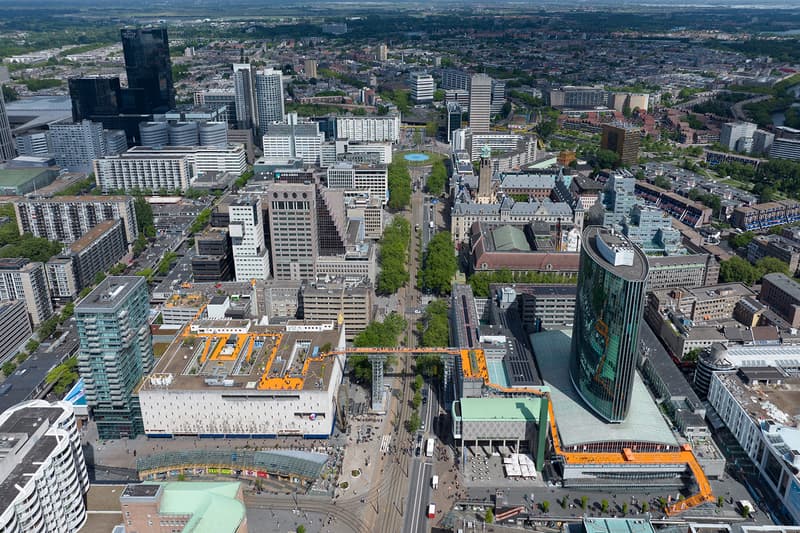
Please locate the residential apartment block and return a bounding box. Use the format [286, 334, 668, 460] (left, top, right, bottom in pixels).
[0, 258, 53, 325]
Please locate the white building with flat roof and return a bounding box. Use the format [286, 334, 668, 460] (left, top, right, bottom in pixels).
[335, 115, 400, 143]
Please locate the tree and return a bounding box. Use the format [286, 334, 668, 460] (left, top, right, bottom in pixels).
[45, 356, 78, 395]
[641, 501, 649, 512]
[426, 160, 448, 197]
[419, 232, 457, 295]
[412, 391, 422, 409]
[377, 218, 410, 294]
[728, 231, 755, 250]
[601, 499, 609, 513]
[420, 300, 450, 348]
[593, 148, 621, 169]
[0, 234, 63, 263]
[25, 339, 40, 353]
[415, 354, 443, 379]
[413, 374, 424, 392]
[353, 313, 407, 348]
[37, 316, 59, 340]
[93, 271, 107, 285]
[433, 89, 445, 102]
[741, 504, 751, 518]
[541, 501, 550, 513]
[719, 256, 762, 285]
[134, 196, 156, 238]
[580, 496, 588, 509]
[484, 508, 494, 524]
[717, 496, 724, 508]
[756, 256, 791, 277]
[387, 160, 411, 211]
[622, 502, 629, 515]
[2, 361, 16, 377]
[405, 410, 421, 432]
[297, 526, 306, 533]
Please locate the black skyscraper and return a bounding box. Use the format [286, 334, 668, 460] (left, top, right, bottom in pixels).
[69, 77, 122, 122]
[120, 28, 175, 114]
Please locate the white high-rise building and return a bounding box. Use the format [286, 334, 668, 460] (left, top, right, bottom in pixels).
[0, 86, 15, 162]
[410, 73, 435, 103]
[0, 400, 90, 533]
[720, 121, 758, 153]
[233, 64, 258, 130]
[93, 152, 193, 192]
[229, 196, 270, 281]
[0, 258, 53, 326]
[469, 74, 492, 133]
[491, 79, 506, 115]
[49, 120, 106, 173]
[262, 112, 325, 164]
[15, 131, 51, 156]
[326, 162, 389, 204]
[255, 68, 285, 130]
[335, 115, 401, 143]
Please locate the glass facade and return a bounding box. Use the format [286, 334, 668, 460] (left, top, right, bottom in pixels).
[120, 28, 175, 114]
[569, 227, 649, 422]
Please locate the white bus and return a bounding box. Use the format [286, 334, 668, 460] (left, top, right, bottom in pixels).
[425, 438, 434, 457]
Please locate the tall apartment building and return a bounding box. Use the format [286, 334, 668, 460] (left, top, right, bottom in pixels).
[0, 400, 90, 533]
[254, 68, 285, 130]
[0, 300, 31, 363]
[123, 145, 247, 177]
[46, 219, 128, 301]
[93, 151, 193, 192]
[377, 44, 388, 61]
[410, 73, 435, 103]
[0, 258, 53, 326]
[300, 278, 372, 339]
[120, 28, 175, 114]
[67, 76, 122, 122]
[14, 195, 138, 245]
[440, 69, 471, 91]
[0, 86, 16, 162]
[490, 79, 506, 115]
[601, 124, 641, 167]
[304, 59, 318, 78]
[233, 64, 258, 130]
[548, 86, 609, 109]
[469, 74, 492, 134]
[262, 112, 325, 164]
[770, 138, 800, 161]
[326, 162, 388, 204]
[48, 119, 106, 173]
[194, 89, 237, 126]
[647, 254, 719, 291]
[228, 196, 270, 281]
[720, 121, 758, 153]
[335, 115, 401, 143]
[76, 276, 154, 439]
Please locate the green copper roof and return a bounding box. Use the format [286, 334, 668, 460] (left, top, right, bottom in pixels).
[491, 225, 530, 251]
[458, 397, 542, 422]
[148, 481, 246, 533]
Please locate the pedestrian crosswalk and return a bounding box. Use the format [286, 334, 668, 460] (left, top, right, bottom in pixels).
[380, 434, 391, 453]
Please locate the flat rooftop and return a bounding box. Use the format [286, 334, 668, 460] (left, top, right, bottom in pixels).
[582, 517, 656, 533]
[75, 276, 144, 312]
[584, 226, 648, 281]
[458, 397, 543, 423]
[716, 371, 800, 428]
[530, 329, 677, 448]
[69, 219, 120, 253]
[141, 323, 342, 393]
[0, 167, 50, 186]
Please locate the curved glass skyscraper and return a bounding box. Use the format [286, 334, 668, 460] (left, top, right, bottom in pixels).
[569, 226, 649, 422]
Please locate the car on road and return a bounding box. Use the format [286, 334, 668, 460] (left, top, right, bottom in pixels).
[415, 447, 421, 457]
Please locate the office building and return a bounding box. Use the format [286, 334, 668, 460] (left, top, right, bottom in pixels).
[304, 59, 318, 79]
[14, 196, 138, 245]
[491, 79, 506, 115]
[441, 69, 471, 92]
[120, 28, 175, 113]
[469, 74, 492, 133]
[0, 259, 53, 326]
[770, 138, 800, 161]
[410, 73, 435, 103]
[326, 162, 388, 204]
[377, 44, 388, 61]
[548, 86, 609, 109]
[446, 102, 462, 143]
[335, 115, 400, 143]
[233, 64, 258, 130]
[93, 150, 193, 192]
[68, 76, 122, 122]
[15, 131, 51, 156]
[45, 220, 128, 301]
[0, 299, 31, 363]
[601, 124, 640, 167]
[118, 482, 248, 533]
[48, 119, 106, 172]
[0, 167, 57, 195]
[192, 229, 233, 282]
[752, 129, 775, 155]
[75, 276, 154, 439]
[344, 190, 383, 239]
[759, 273, 800, 328]
[0, 86, 15, 162]
[301, 278, 372, 339]
[647, 254, 719, 291]
[0, 400, 90, 533]
[254, 68, 285, 129]
[194, 89, 237, 126]
[321, 139, 393, 166]
[707, 370, 800, 524]
[569, 227, 649, 422]
[262, 112, 325, 164]
[720, 121, 758, 153]
[228, 196, 270, 282]
[451, 128, 538, 168]
[493, 283, 577, 330]
[122, 145, 246, 177]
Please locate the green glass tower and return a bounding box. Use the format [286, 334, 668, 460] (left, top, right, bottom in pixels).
[569, 226, 649, 422]
[76, 276, 153, 439]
